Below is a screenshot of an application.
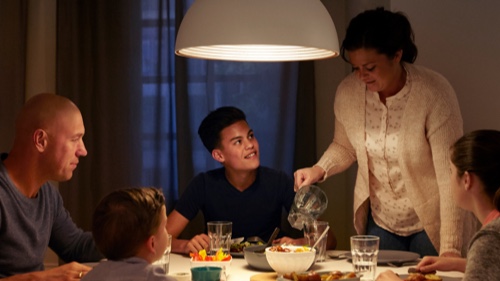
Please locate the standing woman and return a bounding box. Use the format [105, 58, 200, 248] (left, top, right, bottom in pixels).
[294, 7, 478, 257]
[377, 130, 500, 280]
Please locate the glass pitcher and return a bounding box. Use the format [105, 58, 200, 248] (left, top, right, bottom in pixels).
[288, 185, 328, 230]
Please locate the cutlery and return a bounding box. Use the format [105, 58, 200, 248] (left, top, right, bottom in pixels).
[255, 227, 280, 253]
[311, 225, 330, 250]
[386, 261, 419, 267]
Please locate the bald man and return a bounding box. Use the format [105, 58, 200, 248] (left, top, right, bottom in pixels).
[0, 93, 102, 280]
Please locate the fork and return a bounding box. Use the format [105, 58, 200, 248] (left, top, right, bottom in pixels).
[386, 261, 419, 267]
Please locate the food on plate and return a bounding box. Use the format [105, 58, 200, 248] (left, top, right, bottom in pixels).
[404, 267, 441, 281]
[408, 267, 437, 275]
[230, 240, 262, 253]
[268, 245, 311, 252]
[283, 271, 321, 281]
[283, 271, 357, 281]
[403, 273, 442, 281]
[189, 248, 231, 261]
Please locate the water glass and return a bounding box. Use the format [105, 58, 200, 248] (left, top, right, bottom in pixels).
[303, 220, 329, 262]
[154, 233, 172, 274]
[207, 221, 232, 255]
[350, 235, 379, 281]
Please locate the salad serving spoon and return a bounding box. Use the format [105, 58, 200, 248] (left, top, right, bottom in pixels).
[255, 227, 280, 253]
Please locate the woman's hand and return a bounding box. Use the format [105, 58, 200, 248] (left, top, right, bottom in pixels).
[293, 166, 325, 191]
[375, 270, 402, 281]
[416, 256, 467, 273]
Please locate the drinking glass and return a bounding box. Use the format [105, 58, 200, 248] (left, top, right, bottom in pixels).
[153, 233, 172, 274]
[303, 220, 329, 262]
[207, 221, 232, 255]
[350, 235, 379, 281]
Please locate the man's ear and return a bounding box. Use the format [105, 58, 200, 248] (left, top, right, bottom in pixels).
[212, 149, 224, 163]
[34, 129, 48, 152]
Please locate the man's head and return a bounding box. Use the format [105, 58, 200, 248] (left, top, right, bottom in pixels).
[12, 93, 87, 182]
[198, 106, 247, 153]
[92, 187, 168, 262]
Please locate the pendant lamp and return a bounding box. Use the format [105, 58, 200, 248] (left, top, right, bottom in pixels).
[175, 0, 340, 62]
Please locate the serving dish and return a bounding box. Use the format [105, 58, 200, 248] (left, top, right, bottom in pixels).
[244, 245, 273, 271]
[231, 239, 264, 258]
[279, 271, 360, 281]
[265, 245, 316, 278]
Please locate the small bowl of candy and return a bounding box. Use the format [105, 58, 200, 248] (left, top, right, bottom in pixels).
[190, 249, 232, 277]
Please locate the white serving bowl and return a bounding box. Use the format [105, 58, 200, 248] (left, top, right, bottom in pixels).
[265, 245, 316, 275]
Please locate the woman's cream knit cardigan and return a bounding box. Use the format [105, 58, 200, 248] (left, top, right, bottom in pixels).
[316, 63, 479, 256]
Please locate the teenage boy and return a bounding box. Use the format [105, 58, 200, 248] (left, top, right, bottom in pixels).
[167, 106, 334, 254]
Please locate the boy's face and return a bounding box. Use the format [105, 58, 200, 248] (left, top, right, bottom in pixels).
[153, 205, 169, 261]
[213, 120, 260, 172]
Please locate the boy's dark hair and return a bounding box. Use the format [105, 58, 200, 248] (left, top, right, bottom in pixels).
[341, 7, 418, 64]
[198, 106, 247, 153]
[92, 187, 166, 260]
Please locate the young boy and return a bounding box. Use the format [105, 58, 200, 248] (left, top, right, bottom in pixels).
[82, 187, 174, 281]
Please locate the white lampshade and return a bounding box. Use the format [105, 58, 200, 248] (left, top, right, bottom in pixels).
[175, 0, 340, 62]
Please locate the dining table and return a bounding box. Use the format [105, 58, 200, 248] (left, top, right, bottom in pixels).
[167, 250, 464, 281]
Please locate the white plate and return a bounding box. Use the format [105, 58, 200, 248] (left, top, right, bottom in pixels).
[230, 251, 245, 258]
[345, 250, 420, 265]
[327, 250, 349, 259]
[231, 237, 244, 244]
[399, 274, 462, 281]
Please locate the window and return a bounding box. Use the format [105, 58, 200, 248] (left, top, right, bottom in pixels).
[140, 0, 298, 206]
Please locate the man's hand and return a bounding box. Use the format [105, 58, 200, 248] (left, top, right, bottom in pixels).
[2, 262, 92, 281]
[185, 233, 210, 254]
[273, 236, 306, 245]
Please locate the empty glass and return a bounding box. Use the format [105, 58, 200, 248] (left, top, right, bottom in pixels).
[304, 220, 329, 262]
[288, 185, 328, 230]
